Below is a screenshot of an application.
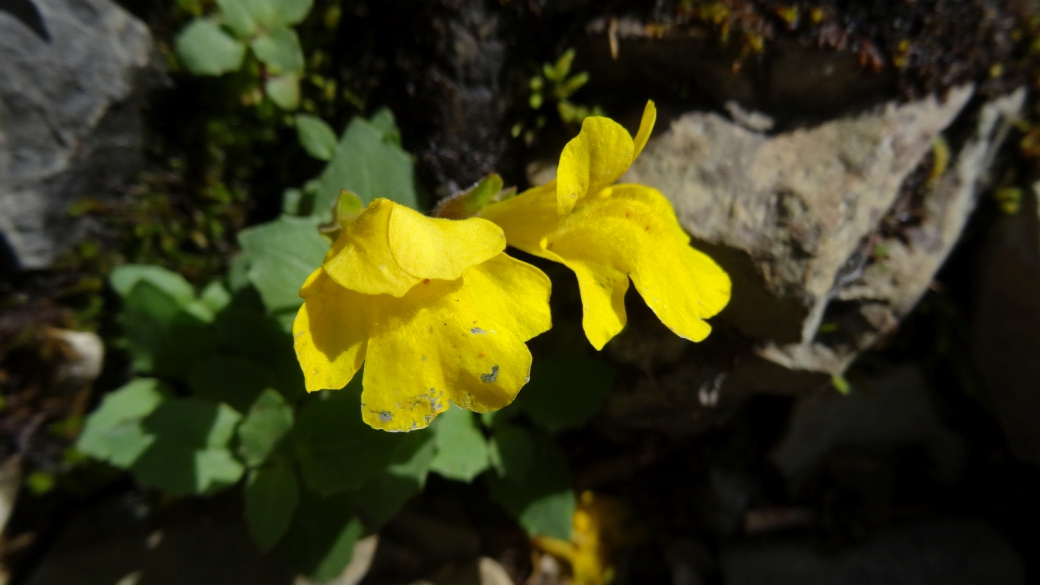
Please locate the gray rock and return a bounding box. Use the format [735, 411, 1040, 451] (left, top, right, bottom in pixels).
[0, 0, 154, 270]
[720, 519, 1024, 585]
[971, 181, 1040, 467]
[770, 365, 966, 487]
[624, 86, 1024, 375]
[23, 494, 293, 585]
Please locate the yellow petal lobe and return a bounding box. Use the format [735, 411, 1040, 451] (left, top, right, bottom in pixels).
[480, 181, 562, 259]
[293, 268, 370, 393]
[388, 202, 506, 281]
[359, 254, 552, 431]
[545, 184, 729, 347]
[322, 198, 421, 297]
[631, 100, 657, 161]
[557, 117, 635, 215]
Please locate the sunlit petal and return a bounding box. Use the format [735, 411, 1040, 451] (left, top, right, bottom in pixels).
[294, 268, 370, 393]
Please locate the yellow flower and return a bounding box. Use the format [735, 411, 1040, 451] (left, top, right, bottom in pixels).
[293, 198, 552, 431]
[481, 101, 731, 350]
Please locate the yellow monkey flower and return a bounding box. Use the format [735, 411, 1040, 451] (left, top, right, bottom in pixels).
[480, 102, 730, 350]
[293, 198, 552, 431]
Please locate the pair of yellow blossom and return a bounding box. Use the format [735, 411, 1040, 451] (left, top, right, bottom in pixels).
[293, 101, 731, 431]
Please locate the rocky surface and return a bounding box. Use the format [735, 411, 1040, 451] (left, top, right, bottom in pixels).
[624, 86, 1024, 376]
[770, 365, 966, 487]
[720, 519, 1024, 585]
[971, 182, 1040, 468]
[0, 0, 154, 270]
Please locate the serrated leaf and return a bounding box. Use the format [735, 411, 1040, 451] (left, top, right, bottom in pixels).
[251, 26, 304, 74]
[266, 73, 301, 110]
[216, 0, 256, 37]
[130, 399, 244, 496]
[245, 465, 299, 550]
[488, 431, 575, 540]
[509, 354, 617, 433]
[238, 389, 294, 467]
[279, 491, 364, 582]
[296, 114, 338, 161]
[429, 406, 489, 482]
[312, 114, 417, 217]
[294, 387, 403, 494]
[175, 19, 246, 76]
[188, 355, 272, 413]
[488, 423, 534, 482]
[237, 215, 327, 314]
[354, 428, 436, 529]
[110, 264, 195, 304]
[77, 378, 169, 468]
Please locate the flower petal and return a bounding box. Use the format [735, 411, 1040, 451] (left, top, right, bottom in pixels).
[480, 181, 562, 259]
[359, 254, 549, 431]
[360, 287, 454, 432]
[453, 253, 553, 342]
[557, 117, 635, 215]
[546, 184, 729, 347]
[631, 101, 657, 161]
[294, 268, 370, 392]
[387, 202, 506, 281]
[323, 198, 421, 297]
[564, 260, 629, 351]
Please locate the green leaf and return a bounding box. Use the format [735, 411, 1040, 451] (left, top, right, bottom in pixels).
[251, 26, 304, 74]
[367, 107, 401, 146]
[238, 389, 294, 467]
[266, 74, 301, 110]
[216, 0, 256, 37]
[279, 491, 364, 582]
[118, 281, 214, 379]
[429, 406, 489, 482]
[237, 215, 327, 315]
[434, 174, 504, 219]
[130, 399, 245, 496]
[175, 19, 246, 76]
[296, 114, 338, 161]
[77, 378, 169, 468]
[188, 355, 272, 413]
[354, 428, 436, 529]
[239, 0, 278, 27]
[271, 0, 312, 26]
[110, 264, 195, 304]
[245, 465, 299, 550]
[509, 354, 616, 433]
[294, 387, 403, 494]
[488, 423, 534, 482]
[199, 281, 232, 313]
[212, 299, 306, 401]
[488, 431, 575, 540]
[312, 114, 417, 216]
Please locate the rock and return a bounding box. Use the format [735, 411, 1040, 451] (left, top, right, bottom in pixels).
[294, 535, 378, 585]
[0, 0, 154, 270]
[370, 0, 507, 195]
[719, 519, 1024, 585]
[624, 86, 1024, 375]
[769, 365, 966, 487]
[22, 494, 293, 585]
[971, 182, 1040, 467]
[0, 458, 22, 536]
[46, 328, 104, 391]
